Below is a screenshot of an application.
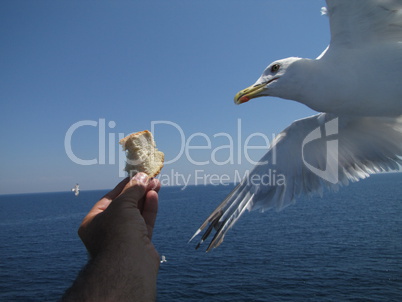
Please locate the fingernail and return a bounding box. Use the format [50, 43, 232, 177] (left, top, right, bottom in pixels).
[133, 172, 149, 184]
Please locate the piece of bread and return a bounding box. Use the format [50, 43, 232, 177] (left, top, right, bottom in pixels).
[119, 130, 164, 177]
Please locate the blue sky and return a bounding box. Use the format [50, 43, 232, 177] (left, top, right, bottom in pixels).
[0, 0, 329, 194]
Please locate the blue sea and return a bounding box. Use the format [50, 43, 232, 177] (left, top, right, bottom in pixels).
[0, 173, 401, 301]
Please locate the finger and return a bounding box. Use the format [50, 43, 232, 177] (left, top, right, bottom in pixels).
[125, 172, 149, 193]
[80, 195, 113, 228]
[78, 194, 115, 241]
[112, 173, 150, 208]
[148, 178, 161, 193]
[86, 198, 112, 219]
[82, 177, 131, 226]
[102, 177, 130, 201]
[118, 174, 160, 197]
[139, 178, 161, 213]
[142, 190, 158, 239]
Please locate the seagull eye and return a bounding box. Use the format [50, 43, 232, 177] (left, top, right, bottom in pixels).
[270, 64, 280, 73]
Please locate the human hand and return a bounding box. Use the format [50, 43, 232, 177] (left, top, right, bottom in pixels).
[63, 172, 161, 302]
[79, 172, 161, 260]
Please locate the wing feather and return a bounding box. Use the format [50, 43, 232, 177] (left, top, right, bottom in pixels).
[326, 0, 402, 47]
[192, 113, 402, 251]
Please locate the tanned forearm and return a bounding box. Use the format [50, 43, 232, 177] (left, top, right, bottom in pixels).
[62, 236, 159, 302]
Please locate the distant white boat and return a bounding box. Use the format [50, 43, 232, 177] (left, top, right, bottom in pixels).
[160, 255, 167, 263]
[72, 184, 80, 196]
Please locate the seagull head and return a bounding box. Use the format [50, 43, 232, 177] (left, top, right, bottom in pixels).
[234, 57, 304, 104]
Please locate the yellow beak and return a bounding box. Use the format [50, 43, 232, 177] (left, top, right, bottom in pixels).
[234, 83, 267, 104]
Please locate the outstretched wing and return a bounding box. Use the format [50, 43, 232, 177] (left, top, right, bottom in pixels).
[326, 0, 402, 47]
[191, 113, 402, 251]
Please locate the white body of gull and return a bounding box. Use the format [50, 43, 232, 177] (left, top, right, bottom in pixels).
[72, 184, 80, 196]
[192, 0, 402, 251]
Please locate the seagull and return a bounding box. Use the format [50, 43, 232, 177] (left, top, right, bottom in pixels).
[192, 0, 402, 252]
[72, 183, 80, 196]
